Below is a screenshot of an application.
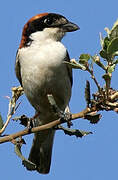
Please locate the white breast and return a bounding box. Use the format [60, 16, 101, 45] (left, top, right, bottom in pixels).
[20, 40, 66, 69]
[18, 40, 71, 114]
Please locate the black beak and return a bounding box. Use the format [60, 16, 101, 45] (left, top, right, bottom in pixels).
[62, 21, 80, 32]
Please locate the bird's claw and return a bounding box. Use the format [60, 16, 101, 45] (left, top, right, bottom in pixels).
[27, 119, 34, 132]
[60, 111, 72, 128]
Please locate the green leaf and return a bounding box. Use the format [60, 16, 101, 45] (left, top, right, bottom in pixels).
[84, 113, 101, 124]
[99, 50, 108, 60]
[107, 64, 116, 73]
[79, 54, 91, 64]
[103, 37, 110, 50]
[57, 125, 92, 138]
[14, 142, 36, 170]
[110, 19, 118, 40]
[99, 37, 110, 61]
[13, 115, 29, 127]
[85, 81, 91, 107]
[0, 114, 4, 130]
[113, 59, 118, 65]
[14, 143, 25, 160]
[107, 37, 118, 57]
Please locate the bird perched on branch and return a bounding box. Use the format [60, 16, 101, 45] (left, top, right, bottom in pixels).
[15, 12, 79, 174]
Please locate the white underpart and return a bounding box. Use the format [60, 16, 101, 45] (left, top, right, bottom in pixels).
[18, 27, 71, 123]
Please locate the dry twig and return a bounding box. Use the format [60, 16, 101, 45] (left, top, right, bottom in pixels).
[0, 86, 23, 135]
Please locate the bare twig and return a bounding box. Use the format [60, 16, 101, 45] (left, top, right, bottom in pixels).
[110, 92, 118, 101]
[0, 86, 24, 135]
[106, 101, 118, 107]
[86, 66, 101, 92]
[0, 114, 12, 135]
[0, 97, 15, 135]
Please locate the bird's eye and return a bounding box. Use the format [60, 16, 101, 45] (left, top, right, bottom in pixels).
[44, 17, 53, 26]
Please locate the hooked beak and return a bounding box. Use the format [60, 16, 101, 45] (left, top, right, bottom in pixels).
[62, 21, 80, 32]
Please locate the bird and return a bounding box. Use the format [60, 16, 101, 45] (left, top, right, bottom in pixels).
[15, 12, 79, 174]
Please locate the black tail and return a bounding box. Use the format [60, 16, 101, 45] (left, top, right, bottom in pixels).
[27, 129, 55, 174]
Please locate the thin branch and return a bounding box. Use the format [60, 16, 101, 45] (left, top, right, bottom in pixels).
[110, 92, 118, 101]
[106, 101, 118, 107]
[71, 108, 91, 120]
[0, 86, 24, 135]
[87, 67, 101, 92]
[0, 107, 92, 144]
[0, 115, 12, 135]
[0, 98, 14, 135]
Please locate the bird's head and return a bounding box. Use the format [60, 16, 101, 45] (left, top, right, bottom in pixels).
[19, 13, 79, 48]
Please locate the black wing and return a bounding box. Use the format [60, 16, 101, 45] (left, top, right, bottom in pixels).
[64, 51, 73, 86]
[15, 50, 22, 86]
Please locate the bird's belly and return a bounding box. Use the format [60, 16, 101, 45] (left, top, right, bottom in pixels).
[21, 61, 71, 117]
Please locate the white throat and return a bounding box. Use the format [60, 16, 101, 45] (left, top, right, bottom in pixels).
[30, 27, 66, 45]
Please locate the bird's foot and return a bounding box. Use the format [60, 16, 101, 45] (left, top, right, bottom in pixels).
[47, 94, 72, 128]
[59, 111, 73, 128]
[27, 112, 40, 132]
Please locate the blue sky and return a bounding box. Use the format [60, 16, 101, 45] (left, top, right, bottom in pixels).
[0, 0, 118, 179]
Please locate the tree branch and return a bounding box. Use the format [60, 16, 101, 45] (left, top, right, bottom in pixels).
[0, 107, 92, 144]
